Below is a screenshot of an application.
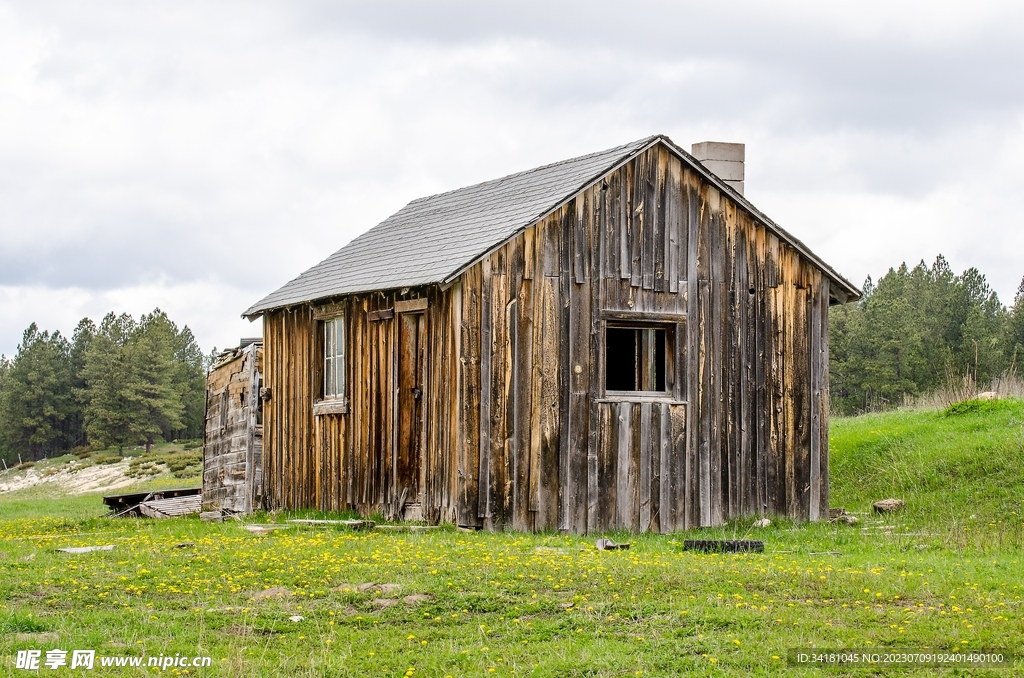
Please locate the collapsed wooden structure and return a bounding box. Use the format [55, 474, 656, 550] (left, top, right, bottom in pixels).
[103, 487, 201, 518]
[201, 340, 263, 514]
[243, 135, 860, 533]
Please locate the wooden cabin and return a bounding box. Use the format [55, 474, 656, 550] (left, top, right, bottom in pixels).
[243, 135, 860, 533]
[202, 340, 264, 514]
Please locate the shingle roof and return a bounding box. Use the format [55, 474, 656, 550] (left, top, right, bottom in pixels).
[244, 134, 859, 317]
[244, 136, 657, 316]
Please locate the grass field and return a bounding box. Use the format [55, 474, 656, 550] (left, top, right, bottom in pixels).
[1, 400, 1023, 676]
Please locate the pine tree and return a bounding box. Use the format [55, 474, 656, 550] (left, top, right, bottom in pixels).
[828, 256, 1011, 414]
[83, 313, 139, 454]
[1009, 276, 1024, 369]
[0, 324, 75, 461]
[130, 310, 185, 451]
[0, 354, 11, 463]
[173, 325, 207, 439]
[955, 267, 1006, 384]
[67, 318, 95, 448]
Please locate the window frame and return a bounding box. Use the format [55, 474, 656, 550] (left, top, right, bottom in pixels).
[315, 313, 348, 415]
[602, 320, 677, 399]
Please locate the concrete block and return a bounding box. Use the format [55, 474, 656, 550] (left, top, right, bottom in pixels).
[699, 159, 744, 182]
[691, 141, 745, 163]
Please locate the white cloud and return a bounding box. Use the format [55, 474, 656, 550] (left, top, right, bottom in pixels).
[1, 0, 1023, 356]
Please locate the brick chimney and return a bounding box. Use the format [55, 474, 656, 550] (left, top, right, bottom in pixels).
[691, 141, 745, 195]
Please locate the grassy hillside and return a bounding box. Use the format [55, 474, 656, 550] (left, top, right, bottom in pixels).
[0, 441, 201, 520]
[830, 398, 1024, 548]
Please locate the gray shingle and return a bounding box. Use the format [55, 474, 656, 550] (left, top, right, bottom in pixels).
[244, 134, 860, 317]
[243, 136, 657, 316]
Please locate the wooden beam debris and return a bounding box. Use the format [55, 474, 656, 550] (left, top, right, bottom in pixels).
[56, 545, 116, 554]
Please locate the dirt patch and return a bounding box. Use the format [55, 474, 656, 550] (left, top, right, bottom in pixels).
[0, 459, 137, 495]
[16, 632, 59, 643]
[371, 598, 399, 609]
[403, 594, 433, 605]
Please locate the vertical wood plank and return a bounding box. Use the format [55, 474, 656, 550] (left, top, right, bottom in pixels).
[543, 216, 561, 278]
[573, 194, 588, 284]
[630, 154, 644, 288]
[709, 201, 725, 527]
[615, 401, 631, 530]
[452, 282, 464, 522]
[477, 258, 493, 519]
[658, 402, 672, 531]
[820, 279, 831, 516]
[504, 294, 519, 527]
[642, 149, 657, 291]
[809, 271, 823, 521]
[513, 262, 534, 531]
[524, 227, 535, 281]
[783, 258, 798, 519]
[566, 192, 594, 533]
[654, 147, 668, 293]
[628, 403, 641, 531]
[619, 164, 630, 281]
[639, 401, 653, 531]
[794, 276, 811, 520]
[588, 188, 605, 534]
[753, 227, 768, 515]
[488, 248, 509, 528]
[738, 223, 753, 516]
[685, 173, 700, 530]
[557, 208, 573, 531]
[649, 403, 662, 532]
[666, 155, 681, 294]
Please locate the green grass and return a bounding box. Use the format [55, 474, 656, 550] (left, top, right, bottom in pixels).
[830, 397, 1024, 550]
[1, 400, 1022, 676]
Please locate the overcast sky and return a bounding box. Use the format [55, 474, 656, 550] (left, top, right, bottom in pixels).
[2, 0, 1023, 357]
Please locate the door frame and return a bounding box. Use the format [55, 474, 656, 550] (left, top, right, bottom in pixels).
[392, 308, 428, 515]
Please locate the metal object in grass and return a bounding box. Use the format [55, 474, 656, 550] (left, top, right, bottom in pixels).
[682, 540, 764, 553]
[595, 538, 631, 551]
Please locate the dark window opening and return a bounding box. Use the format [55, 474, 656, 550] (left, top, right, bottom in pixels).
[605, 327, 667, 392]
[219, 389, 230, 431]
[256, 375, 263, 426]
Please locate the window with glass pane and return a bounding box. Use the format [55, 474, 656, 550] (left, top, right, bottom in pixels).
[323, 316, 345, 399]
[605, 326, 667, 392]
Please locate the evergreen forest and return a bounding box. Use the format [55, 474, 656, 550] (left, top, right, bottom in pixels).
[0, 309, 208, 465]
[830, 256, 1024, 413]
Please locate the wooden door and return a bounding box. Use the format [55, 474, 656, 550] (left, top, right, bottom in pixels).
[396, 312, 427, 517]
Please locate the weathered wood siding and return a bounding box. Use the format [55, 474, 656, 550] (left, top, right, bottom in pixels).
[260, 142, 831, 532]
[262, 288, 461, 523]
[462, 145, 829, 532]
[202, 344, 263, 513]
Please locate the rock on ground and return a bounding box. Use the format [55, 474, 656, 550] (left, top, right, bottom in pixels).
[873, 498, 905, 513]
